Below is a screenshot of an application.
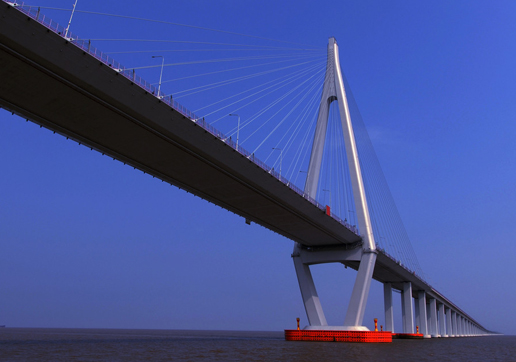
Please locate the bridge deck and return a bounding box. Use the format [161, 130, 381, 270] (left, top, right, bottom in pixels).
[0, 2, 360, 247]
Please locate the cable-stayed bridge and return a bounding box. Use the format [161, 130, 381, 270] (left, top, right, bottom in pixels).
[0, 2, 493, 337]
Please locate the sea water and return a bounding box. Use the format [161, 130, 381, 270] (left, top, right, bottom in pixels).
[0, 328, 515, 361]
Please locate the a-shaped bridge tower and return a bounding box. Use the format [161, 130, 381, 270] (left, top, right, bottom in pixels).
[293, 37, 377, 330]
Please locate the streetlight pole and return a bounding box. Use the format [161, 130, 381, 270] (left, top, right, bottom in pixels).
[228, 113, 240, 150]
[64, 0, 78, 39]
[152, 55, 165, 98]
[273, 147, 283, 178]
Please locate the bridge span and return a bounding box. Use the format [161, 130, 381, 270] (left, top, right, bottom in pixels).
[0, 2, 492, 337]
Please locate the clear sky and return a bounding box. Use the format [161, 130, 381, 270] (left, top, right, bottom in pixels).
[1, 0, 515, 335]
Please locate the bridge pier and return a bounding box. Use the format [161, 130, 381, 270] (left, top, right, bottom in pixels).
[292, 243, 327, 327]
[445, 307, 452, 337]
[417, 291, 431, 338]
[343, 252, 377, 328]
[427, 300, 434, 336]
[428, 298, 439, 337]
[451, 310, 457, 337]
[383, 283, 394, 332]
[438, 302, 446, 337]
[414, 296, 420, 331]
[292, 242, 375, 331]
[401, 282, 414, 334]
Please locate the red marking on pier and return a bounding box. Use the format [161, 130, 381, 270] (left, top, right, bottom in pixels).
[285, 330, 392, 343]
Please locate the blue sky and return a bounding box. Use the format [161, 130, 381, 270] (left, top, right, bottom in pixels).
[1, 0, 515, 334]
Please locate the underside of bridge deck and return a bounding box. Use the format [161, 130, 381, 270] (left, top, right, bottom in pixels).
[0, 3, 360, 248]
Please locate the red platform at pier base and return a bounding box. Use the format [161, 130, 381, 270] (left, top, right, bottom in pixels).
[285, 330, 392, 343]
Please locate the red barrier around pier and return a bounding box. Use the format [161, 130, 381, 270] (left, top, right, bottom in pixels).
[285, 329, 393, 343]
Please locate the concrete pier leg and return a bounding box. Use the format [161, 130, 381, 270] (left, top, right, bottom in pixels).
[451, 310, 457, 337]
[383, 283, 394, 332]
[417, 291, 430, 338]
[414, 298, 420, 331]
[293, 243, 327, 327]
[401, 282, 414, 333]
[429, 298, 439, 337]
[401, 289, 406, 331]
[426, 303, 431, 335]
[445, 307, 452, 337]
[438, 303, 446, 337]
[343, 252, 377, 328]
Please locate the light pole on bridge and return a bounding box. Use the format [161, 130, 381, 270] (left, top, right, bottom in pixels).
[64, 0, 78, 39]
[272, 147, 283, 179]
[228, 113, 240, 150]
[151, 55, 165, 98]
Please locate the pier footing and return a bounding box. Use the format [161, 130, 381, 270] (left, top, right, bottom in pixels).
[285, 329, 392, 343]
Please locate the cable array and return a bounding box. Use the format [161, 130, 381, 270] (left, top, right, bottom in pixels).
[24, 1, 424, 277]
[342, 75, 426, 279]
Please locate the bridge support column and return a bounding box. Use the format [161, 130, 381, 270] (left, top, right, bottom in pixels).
[445, 307, 452, 337]
[438, 303, 446, 337]
[343, 252, 377, 328]
[291, 243, 372, 330]
[458, 314, 462, 336]
[292, 243, 327, 327]
[429, 298, 439, 337]
[451, 310, 457, 337]
[414, 296, 420, 331]
[417, 291, 430, 337]
[426, 303, 432, 335]
[383, 283, 394, 332]
[401, 282, 414, 334]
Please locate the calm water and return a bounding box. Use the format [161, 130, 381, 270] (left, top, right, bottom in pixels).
[0, 328, 514, 362]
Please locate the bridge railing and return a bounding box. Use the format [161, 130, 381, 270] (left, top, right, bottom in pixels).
[375, 246, 424, 281]
[7, 0, 360, 237]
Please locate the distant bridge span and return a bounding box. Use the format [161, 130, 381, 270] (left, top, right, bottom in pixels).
[0, 2, 491, 335]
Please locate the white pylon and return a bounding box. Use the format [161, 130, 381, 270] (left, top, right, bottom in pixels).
[294, 37, 377, 330]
